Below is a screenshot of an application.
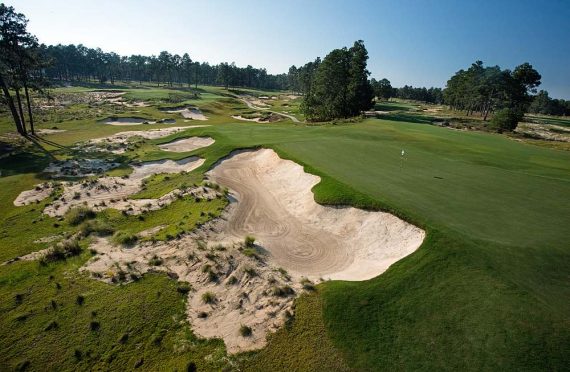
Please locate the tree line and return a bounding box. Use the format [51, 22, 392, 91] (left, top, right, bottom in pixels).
[528, 90, 570, 116]
[42, 44, 289, 90]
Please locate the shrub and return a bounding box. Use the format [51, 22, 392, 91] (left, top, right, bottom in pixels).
[272, 285, 295, 297]
[44, 320, 58, 331]
[177, 283, 192, 294]
[66, 206, 96, 226]
[148, 255, 163, 266]
[201, 291, 216, 304]
[239, 325, 252, 337]
[197, 311, 208, 318]
[243, 266, 257, 277]
[226, 276, 238, 285]
[244, 235, 255, 247]
[489, 108, 523, 132]
[90, 321, 100, 331]
[208, 270, 218, 282]
[112, 231, 138, 246]
[301, 278, 316, 291]
[42, 238, 82, 263]
[76, 295, 85, 305]
[242, 248, 259, 259]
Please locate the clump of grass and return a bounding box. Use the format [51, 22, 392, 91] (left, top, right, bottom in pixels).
[76, 295, 85, 305]
[201, 291, 216, 304]
[148, 255, 163, 266]
[66, 206, 96, 226]
[201, 264, 212, 273]
[177, 283, 192, 294]
[208, 270, 219, 282]
[41, 237, 82, 263]
[90, 321, 100, 331]
[44, 320, 59, 331]
[242, 248, 259, 259]
[243, 266, 257, 277]
[272, 285, 295, 297]
[301, 278, 315, 291]
[79, 220, 114, 237]
[244, 235, 255, 247]
[227, 276, 238, 285]
[112, 231, 138, 246]
[239, 324, 252, 337]
[205, 252, 217, 261]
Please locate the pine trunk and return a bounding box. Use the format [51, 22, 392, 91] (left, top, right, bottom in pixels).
[0, 74, 26, 135]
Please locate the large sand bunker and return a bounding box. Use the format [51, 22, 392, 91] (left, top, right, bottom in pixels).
[208, 149, 425, 281]
[158, 137, 215, 152]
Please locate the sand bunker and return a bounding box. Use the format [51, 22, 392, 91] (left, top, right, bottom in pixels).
[158, 137, 215, 152]
[208, 149, 425, 281]
[103, 117, 156, 126]
[162, 107, 208, 120]
[84, 126, 209, 154]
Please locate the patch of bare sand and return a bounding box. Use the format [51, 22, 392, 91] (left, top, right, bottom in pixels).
[208, 149, 425, 281]
[103, 117, 156, 126]
[81, 235, 306, 353]
[85, 126, 208, 154]
[37, 128, 67, 135]
[158, 137, 215, 152]
[44, 157, 207, 217]
[163, 107, 208, 120]
[14, 183, 55, 206]
[14, 157, 207, 217]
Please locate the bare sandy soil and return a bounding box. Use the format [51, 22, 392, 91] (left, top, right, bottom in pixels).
[163, 107, 208, 120]
[80, 234, 305, 353]
[14, 157, 206, 216]
[103, 117, 156, 125]
[85, 126, 208, 154]
[516, 122, 570, 142]
[37, 129, 67, 135]
[208, 149, 425, 281]
[158, 137, 215, 152]
[44, 159, 120, 178]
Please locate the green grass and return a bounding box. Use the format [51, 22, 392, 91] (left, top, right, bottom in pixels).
[1, 84, 569, 371]
[0, 256, 231, 371]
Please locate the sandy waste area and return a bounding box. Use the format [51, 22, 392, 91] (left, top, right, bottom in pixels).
[11, 148, 424, 353]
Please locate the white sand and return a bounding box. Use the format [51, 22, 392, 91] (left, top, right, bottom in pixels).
[158, 137, 215, 152]
[14, 157, 206, 217]
[37, 129, 67, 135]
[86, 126, 208, 154]
[103, 117, 156, 126]
[208, 149, 425, 281]
[13, 183, 55, 206]
[163, 107, 208, 120]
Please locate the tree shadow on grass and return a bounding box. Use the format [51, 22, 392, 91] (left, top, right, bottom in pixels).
[380, 113, 437, 125]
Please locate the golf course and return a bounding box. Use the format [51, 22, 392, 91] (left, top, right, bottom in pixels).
[1, 1, 570, 371]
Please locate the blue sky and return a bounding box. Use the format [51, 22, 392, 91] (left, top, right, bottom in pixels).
[9, 0, 570, 98]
